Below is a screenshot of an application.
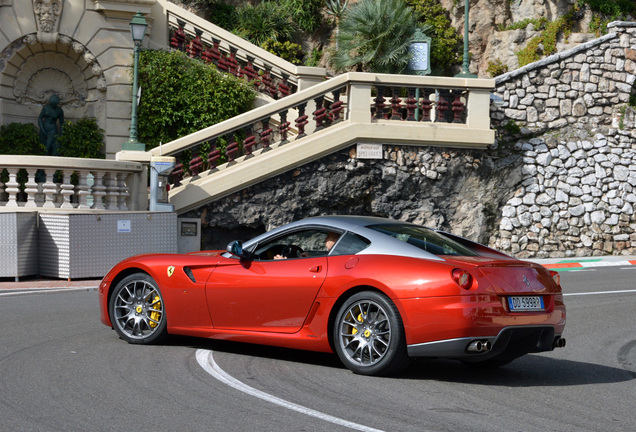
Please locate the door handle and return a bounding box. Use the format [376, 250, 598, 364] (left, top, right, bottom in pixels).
[309, 265, 322, 273]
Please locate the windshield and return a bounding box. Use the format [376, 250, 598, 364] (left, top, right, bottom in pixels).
[368, 224, 478, 257]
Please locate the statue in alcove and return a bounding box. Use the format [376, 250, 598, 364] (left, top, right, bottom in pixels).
[38, 94, 64, 156]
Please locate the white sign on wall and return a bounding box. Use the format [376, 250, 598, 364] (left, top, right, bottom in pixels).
[356, 143, 383, 159]
[117, 220, 131, 233]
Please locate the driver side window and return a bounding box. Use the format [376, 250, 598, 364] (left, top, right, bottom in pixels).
[254, 229, 338, 260]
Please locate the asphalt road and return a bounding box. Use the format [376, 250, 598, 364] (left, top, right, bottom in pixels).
[1, 267, 635, 432]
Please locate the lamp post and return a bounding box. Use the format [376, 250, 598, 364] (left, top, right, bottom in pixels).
[407, 28, 431, 121]
[455, 0, 477, 78]
[123, 12, 148, 151]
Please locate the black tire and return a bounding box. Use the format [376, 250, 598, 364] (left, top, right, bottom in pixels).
[333, 291, 410, 376]
[109, 273, 167, 344]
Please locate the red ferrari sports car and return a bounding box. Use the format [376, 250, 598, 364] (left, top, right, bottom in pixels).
[99, 215, 566, 376]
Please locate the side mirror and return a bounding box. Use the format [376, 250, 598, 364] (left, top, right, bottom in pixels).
[226, 240, 244, 258]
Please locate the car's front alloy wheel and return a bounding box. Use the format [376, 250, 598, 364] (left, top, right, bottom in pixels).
[334, 291, 409, 376]
[109, 273, 167, 344]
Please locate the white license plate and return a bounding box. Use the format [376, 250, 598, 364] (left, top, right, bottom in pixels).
[508, 296, 544, 311]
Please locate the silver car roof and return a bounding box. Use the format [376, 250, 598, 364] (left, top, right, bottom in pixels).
[242, 215, 446, 261]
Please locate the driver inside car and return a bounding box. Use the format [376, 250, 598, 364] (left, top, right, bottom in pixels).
[273, 231, 340, 260]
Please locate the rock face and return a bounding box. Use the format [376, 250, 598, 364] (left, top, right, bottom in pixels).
[185, 146, 523, 250]
[439, 0, 598, 76]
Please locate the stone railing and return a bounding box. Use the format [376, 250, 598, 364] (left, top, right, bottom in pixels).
[0, 156, 147, 211]
[164, 1, 327, 97]
[137, 72, 494, 213]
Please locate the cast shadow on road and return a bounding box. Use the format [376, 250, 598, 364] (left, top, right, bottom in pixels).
[401, 355, 636, 387]
[166, 335, 634, 387]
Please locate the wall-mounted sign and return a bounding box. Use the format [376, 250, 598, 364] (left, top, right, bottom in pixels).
[356, 143, 383, 159]
[117, 220, 131, 233]
[180, 221, 197, 236]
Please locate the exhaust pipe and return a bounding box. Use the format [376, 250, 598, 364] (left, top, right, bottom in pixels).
[467, 340, 492, 353]
[553, 337, 566, 349]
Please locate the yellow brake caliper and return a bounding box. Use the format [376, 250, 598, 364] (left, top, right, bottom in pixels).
[351, 313, 365, 335]
[148, 295, 162, 328]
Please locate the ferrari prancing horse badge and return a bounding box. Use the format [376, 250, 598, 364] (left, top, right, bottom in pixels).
[167, 266, 175, 277]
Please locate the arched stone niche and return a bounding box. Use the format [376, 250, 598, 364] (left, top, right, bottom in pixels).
[0, 33, 106, 130]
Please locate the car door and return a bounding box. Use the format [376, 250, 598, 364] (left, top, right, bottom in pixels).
[205, 256, 327, 333]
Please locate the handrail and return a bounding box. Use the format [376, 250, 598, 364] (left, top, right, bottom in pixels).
[0, 156, 147, 211]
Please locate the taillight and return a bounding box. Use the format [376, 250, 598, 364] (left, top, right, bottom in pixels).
[452, 268, 473, 290]
[549, 270, 560, 287]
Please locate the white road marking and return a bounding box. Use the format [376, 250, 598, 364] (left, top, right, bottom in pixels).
[0, 287, 97, 297]
[564, 289, 636, 297]
[195, 349, 387, 432]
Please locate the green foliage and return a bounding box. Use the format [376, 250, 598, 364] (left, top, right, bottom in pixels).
[578, 0, 635, 18]
[331, 0, 420, 74]
[326, 0, 350, 20]
[499, 17, 548, 31]
[206, 1, 237, 31]
[137, 49, 255, 149]
[579, 0, 634, 35]
[502, 120, 521, 135]
[588, 14, 611, 36]
[305, 47, 324, 67]
[515, 12, 576, 67]
[57, 118, 105, 159]
[486, 59, 509, 77]
[261, 39, 304, 65]
[0, 122, 43, 155]
[618, 105, 627, 130]
[281, 0, 323, 33]
[405, 0, 462, 75]
[234, 1, 296, 46]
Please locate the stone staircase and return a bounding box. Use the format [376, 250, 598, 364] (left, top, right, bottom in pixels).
[124, 1, 496, 214]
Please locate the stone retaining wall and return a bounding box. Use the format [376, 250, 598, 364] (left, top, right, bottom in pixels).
[490, 129, 636, 258]
[489, 21, 636, 258]
[493, 22, 636, 132]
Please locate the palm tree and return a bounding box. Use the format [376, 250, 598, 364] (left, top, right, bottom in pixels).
[330, 0, 425, 74]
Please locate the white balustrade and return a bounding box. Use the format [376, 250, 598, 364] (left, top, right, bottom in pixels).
[0, 156, 146, 211]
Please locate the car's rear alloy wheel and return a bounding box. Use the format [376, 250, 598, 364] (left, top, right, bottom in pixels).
[109, 273, 167, 344]
[334, 291, 409, 376]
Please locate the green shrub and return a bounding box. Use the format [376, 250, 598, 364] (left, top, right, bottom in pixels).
[515, 12, 576, 67]
[137, 49, 255, 149]
[578, 0, 635, 18]
[305, 47, 324, 67]
[234, 1, 296, 46]
[0, 122, 44, 155]
[206, 1, 238, 31]
[486, 59, 509, 77]
[281, 0, 324, 33]
[57, 118, 105, 159]
[261, 40, 305, 65]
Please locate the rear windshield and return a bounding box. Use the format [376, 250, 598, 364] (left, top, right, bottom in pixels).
[368, 224, 478, 257]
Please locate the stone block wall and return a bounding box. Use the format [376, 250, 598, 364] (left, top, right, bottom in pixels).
[489, 21, 636, 258]
[490, 129, 636, 258]
[492, 22, 636, 132]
